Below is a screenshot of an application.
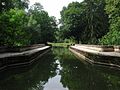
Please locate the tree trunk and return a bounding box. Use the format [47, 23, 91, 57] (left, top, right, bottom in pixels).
[76, 37, 79, 44]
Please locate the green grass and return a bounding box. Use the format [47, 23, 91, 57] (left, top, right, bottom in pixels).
[48, 43, 73, 47]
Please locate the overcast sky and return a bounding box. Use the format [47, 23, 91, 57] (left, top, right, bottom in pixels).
[29, 0, 84, 20]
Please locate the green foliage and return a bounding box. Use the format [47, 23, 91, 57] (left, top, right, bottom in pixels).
[0, 2, 57, 46]
[2, 0, 118, 46]
[48, 42, 73, 47]
[28, 3, 57, 44]
[100, 31, 120, 45]
[84, 0, 109, 44]
[100, 0, 120, 45]
[0, 0, 30, 46]
[60, 0, 109, 44]
[0, 0, 29, 12]
[60, 2, 86, 43]
[0, 8, 29, 46]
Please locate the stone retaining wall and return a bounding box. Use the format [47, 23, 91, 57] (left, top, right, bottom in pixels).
[75, 44, 120, 52]
[0, 46, 51, 71]
[70, 45, 120, 69]
[0, 44, 45, 53]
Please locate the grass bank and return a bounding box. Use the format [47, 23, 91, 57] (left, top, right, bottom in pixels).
[48, 43, 74, 47]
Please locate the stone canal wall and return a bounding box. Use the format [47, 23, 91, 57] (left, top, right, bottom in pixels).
[0, 45, 51, 70]
[70, 44, 120, 69]
[75, 44, 120, 52]
[0, 44, 45, 53]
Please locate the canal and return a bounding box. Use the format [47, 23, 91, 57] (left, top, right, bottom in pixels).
[0, 47, 120, 90]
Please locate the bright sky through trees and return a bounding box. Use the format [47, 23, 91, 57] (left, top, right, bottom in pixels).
[29, 0, 84, 20]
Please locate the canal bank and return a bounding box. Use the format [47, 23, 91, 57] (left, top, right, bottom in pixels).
[0, 45, 51, 71]
[70, 44, 120, 69]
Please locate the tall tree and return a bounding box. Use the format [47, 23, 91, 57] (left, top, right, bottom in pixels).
[60, 2, 86, 43]
[84, 0, 109, 44]
[60, 1, 108, 44]
[28, 3, 57, 44]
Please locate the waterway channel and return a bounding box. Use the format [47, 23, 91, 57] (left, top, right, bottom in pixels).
[0, 47, 120, 90]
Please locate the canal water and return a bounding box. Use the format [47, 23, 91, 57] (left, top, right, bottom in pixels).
[0, 47, 120, 90]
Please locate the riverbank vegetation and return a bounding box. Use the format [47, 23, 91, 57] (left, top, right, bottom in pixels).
[59, 0, 108, 44]
[0, 0, 57, 46]
[59, 0, 120, 45]
[0, 0, 120, 46]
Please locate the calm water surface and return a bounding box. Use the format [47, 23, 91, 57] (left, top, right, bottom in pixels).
[0, 47, 120, 90]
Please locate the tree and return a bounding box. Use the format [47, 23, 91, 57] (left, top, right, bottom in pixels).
[83, 0, 109, 44]
[100, 0, 120, 45]
[0, 0, 30, 46]
[60, 2, 86, 43]
[0, 1, 57, 46]
[28, 3, 57, 44]
[60, 0, 109, 44]
[0, 8, 29, 46]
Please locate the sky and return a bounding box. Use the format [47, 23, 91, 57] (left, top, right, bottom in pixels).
[29, 0, 84, 20]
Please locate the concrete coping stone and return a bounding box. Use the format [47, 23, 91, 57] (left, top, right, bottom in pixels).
[0, 46, 50, 59]
[75, 44, 120, 52]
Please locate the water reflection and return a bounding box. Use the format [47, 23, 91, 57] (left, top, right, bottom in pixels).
[0, 50, 57, 90]
[0, 47, 120, 90]
[53, 47, 120, 90]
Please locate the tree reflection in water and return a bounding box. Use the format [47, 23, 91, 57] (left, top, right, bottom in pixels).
[54, 47, 120, 90]
[0, 50, 57, 90]
[0, 48, 120, 90]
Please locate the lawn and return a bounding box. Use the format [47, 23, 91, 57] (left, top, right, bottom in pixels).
[48, 43, 74, 47]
